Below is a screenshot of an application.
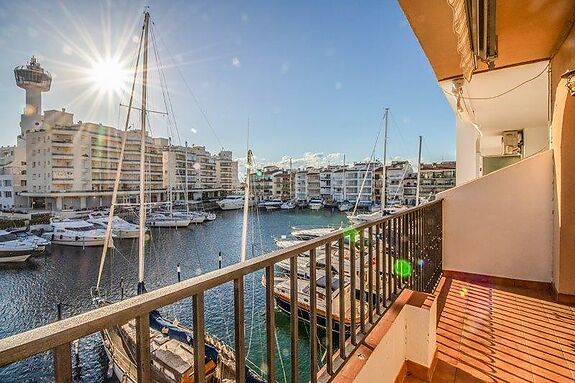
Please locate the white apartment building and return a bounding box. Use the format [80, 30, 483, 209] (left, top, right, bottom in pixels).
[295, 170, 308, 201]
[215, 150, 239, 192]
[331, 162, 376, 203]
[419, 161, 456, 201]
[24, 109, 166, 210]
[0, 143, 26, 209]
[385, 160, 413, 207]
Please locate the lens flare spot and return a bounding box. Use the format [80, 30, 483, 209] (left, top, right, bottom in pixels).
[393, 259, 412, 278]
[460, 287, 468, 298]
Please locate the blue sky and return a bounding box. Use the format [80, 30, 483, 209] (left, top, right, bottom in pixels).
[0, 0, 454, 168]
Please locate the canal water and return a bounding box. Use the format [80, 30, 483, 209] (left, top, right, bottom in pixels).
[0, 208, 348, 383]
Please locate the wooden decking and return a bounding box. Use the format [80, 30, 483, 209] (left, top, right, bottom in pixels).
[405, 278, 575, 383]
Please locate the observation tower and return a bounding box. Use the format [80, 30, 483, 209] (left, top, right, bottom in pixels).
[14, 56, 52, 134]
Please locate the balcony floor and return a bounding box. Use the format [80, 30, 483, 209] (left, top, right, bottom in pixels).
[405, 278, 575, 383]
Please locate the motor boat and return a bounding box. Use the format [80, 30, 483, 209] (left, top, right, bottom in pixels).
[146, 213, 191, 228]
[308, 198, 323, 210]
[280, 201, 296, 210]
[10, 229, 50, 253]
[42, 218, 108, 247]
[216, 195, 250, 210]
[171, 211, 206, 224]
[0, 230, 37, 263]
[337, 200, 353, 212]
[88, 212, 142, 239]
[198, 211, 217, 221]
[291, 226, 338, 240]
[263, 199, 283, 210]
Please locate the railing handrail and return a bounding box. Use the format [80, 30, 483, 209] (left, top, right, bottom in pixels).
[0, 199, 442, 369]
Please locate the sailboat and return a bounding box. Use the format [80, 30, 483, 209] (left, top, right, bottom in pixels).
[348, 108, 390, 225]
[91, 10, 263, 383]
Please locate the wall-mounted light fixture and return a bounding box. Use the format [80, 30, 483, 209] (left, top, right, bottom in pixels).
[563, 69, 575, 96]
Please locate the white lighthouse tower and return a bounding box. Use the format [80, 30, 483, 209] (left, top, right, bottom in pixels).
[14, 56, 52, 135]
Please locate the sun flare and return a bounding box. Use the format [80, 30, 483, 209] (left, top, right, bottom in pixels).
[90, 58, 129, 95]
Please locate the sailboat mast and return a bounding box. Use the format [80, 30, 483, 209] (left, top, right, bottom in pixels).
[240, 150, 253, 262]
[416, 135, 422, 206]
[342, 154, 346, 201]
[289, 158, 293, 200]
[95, 22, 145, 291]
[381, 107, 389, 213]
[138, 10, 150, 292]
[185, 141, 189, 214]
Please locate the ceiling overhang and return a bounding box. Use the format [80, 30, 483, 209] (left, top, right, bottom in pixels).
[398, 0, 575, 81]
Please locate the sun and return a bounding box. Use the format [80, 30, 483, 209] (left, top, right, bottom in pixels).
[90, 58, 130, 95]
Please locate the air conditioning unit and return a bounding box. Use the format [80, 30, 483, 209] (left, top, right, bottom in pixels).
[502, 130, 523, 156]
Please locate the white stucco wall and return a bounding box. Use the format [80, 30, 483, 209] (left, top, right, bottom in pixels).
[439, 149, 554, 282]
[355, 298, 437, 383]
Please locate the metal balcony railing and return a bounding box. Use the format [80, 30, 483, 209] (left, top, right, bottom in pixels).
[0, 200, 442, 383]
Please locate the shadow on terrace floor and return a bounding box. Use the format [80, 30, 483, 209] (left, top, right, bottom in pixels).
[405, 278, 575, 383]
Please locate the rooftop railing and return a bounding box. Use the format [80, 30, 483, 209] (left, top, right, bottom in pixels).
[0, 200, 442, 383]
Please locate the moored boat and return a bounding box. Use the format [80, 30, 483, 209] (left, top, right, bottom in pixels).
[88, 212, 142, 239]
[0, 230, 37, 263]
[42, 218, 107, 247]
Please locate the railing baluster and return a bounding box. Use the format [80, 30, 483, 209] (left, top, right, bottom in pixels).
[290, 255, 298, 383]
[338, 235, 346, 359]
[309, 248, 318, 383]
[359, 229, 366, 334]
[368, 226, 374, 324]
[135, 313, 151, 383]
[265, 265, 276, 383]
[192, 293, 206, 383]
[349, 230, 357, 345]
[324, 242, 334, 376]
[234, 278, 246, 383]
[386, 219, 392, 301]
[392, 217, 401, 295]
[375, 223, 382, 315]
[408, 212, 413, 289]
[53, 343, 72, 383]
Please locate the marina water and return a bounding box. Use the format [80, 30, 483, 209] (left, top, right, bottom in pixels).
[0, 209, 348, 382]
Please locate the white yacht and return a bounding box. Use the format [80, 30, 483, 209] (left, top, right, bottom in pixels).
[42, 218, 107, 247]
[146, 213, 190, 228]
[0, 230, 37, 263]
[291, 226, 338, 240]
[199, 211, 217, 221]
[217, 195, 247, 210]
[88, 212, 142, 239]
[263, 199, 283, 210]
[280, 201, 296, 210]
[171, 211, 206, 224]
[308, 198, 323, 210]
[11, 230, 50, 252]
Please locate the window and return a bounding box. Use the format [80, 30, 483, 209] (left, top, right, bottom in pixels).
[5, 191, 12, 198]
[3, 180, 11, 187]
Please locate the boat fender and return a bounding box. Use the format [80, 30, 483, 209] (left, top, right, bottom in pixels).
[51, 234, 54, 241]
[60, 235, 63, 240]
[161, 327, 169, 335]
[75, 236, 79, 241]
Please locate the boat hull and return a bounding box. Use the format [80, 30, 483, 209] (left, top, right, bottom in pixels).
[147, 219, 190, 228]
[113, 229, 140, 239]
[274, 295, 345, 332]
[218, 203, 243, 210]
[0, 251, 33, 263]
[45, 234, 105, 247]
